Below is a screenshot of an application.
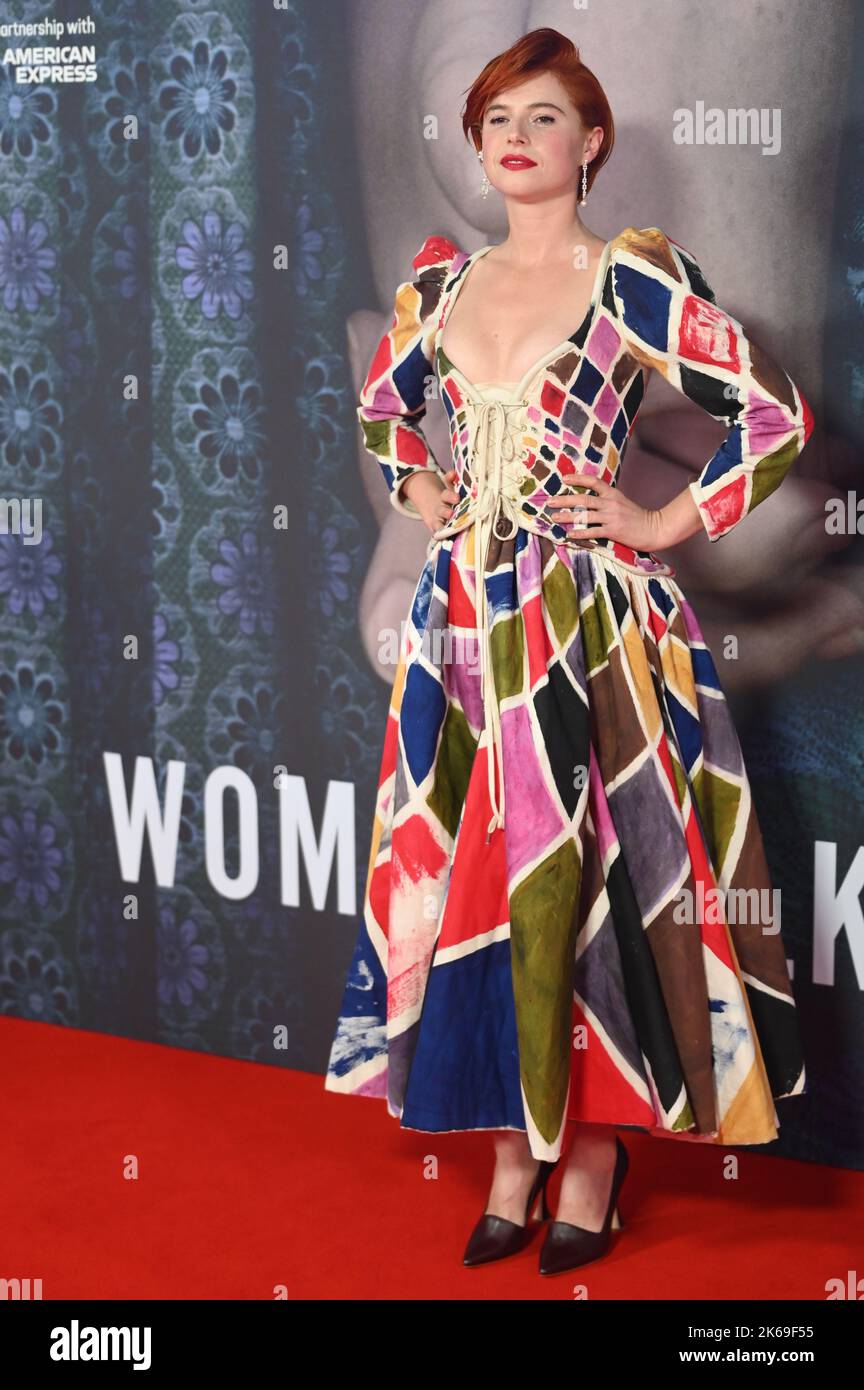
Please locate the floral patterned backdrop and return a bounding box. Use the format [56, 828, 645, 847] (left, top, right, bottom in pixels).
[0, 0, 382, 1072]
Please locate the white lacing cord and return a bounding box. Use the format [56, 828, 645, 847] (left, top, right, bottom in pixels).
[432, 399, 526, 839]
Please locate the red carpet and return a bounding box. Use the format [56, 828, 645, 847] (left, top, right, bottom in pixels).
[2, 1016, 860, 1300]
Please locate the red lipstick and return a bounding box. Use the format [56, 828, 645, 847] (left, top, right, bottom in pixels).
[500, 154, 537, 169]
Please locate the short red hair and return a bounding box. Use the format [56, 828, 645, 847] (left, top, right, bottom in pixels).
[461, 27, 615, 197]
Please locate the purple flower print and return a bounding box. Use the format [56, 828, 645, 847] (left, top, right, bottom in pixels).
[0, 206, 57, 312]
[319, 524, 350, 619]
[293, 200, 324, 299]
[0, 532, 61, 619]
[175, 211, 253, 320]
[211, 528, 275, 637]
[113, 221, 143, 300]
[0, 807, 63, 908]
[153, 610, 181, 707]
[157, 902, 210, 1008]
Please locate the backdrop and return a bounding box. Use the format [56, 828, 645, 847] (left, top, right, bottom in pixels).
[1, 0, 861, 1169]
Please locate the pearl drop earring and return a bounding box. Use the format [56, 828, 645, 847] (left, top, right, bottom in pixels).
[478, 150, 491, 198]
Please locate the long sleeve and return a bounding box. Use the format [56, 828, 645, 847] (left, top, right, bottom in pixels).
[609, 226, 814, 541]
[356, 233, 459, 518]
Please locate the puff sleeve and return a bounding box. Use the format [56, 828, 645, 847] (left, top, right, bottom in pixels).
[608, 226, 814, 541]
[356, 233, 459, 518]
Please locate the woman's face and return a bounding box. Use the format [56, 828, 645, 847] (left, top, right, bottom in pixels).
[478, 70, 597, 200]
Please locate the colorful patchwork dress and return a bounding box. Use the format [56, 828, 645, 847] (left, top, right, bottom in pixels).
[324, 225, 812, 1160]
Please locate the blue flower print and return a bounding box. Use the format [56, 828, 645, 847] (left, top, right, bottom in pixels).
[0, 359, 63, 473]
[294, 350, 341, 463]
[89, 47, 150, 173]
[0, 927, 75, 1023]
[159, 39, 237, 158]
[175, 210, 253, 320]
[0, 662, 63, 764]
[275, 19, 315, 140]
[205, 667, 285, 782]
[189, 366, 266, 485]
[0, 68, 57, 160]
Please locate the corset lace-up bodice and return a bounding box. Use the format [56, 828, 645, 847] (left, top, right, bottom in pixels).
[431, 381, 530, 839]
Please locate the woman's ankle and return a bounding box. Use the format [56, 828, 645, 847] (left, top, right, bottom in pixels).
[490, 1129, 536, 1167]
[562, 1123, 617, 1171]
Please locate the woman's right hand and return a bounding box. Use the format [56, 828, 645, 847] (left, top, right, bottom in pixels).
[402, 468, 460, 533]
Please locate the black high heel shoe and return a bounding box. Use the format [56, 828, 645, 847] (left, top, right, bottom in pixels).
[462, 1157, 559, 1267]
[538, 1135, 628, 1276]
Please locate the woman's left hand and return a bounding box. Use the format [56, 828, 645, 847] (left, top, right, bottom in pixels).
[545, 473, 669, 551]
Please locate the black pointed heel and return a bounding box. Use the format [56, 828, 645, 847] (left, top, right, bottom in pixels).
[462, 1156, 559, 1267]
[538, 1136, 629, 1275]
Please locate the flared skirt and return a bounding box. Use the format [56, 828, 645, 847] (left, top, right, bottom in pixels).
[324, 524, 806, 1160]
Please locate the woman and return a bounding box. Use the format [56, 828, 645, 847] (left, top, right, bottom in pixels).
[325, 28, 811, 1275]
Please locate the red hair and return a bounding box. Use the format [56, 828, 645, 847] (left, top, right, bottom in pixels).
[461, 28, 615, 197]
